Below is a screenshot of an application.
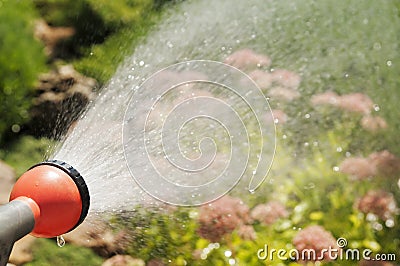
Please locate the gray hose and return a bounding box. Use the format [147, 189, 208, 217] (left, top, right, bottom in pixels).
[0, 200, 35, 266]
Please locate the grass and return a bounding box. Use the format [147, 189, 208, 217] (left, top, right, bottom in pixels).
[0, 136, 54, 177]
[25, 238, 103, 266]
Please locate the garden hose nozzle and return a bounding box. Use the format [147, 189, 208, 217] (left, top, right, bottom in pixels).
[0, 160, 90, 266]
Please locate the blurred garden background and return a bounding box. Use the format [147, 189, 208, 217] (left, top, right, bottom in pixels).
[0, 0, 399, 265]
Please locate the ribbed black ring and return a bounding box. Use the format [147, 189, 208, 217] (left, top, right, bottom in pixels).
[30, 160, 90, 232]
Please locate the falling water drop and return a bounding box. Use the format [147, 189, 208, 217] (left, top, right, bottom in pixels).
[372, 222, 383, 231]
[224, 250, 232, 257]
[385, 219, 395, 228]
[57, 235, 65, 247]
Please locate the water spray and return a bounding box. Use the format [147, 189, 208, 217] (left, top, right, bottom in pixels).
[0, 160, 90, 266]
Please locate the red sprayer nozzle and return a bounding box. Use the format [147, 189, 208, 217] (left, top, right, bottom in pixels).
[9, 160, 90, 238]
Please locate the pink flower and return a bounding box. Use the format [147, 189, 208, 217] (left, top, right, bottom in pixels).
[356, 190, 397, 221]
[311, 92, 374, 114]
[267, 109, 288, 125]
[251, 201, 288, 225]
[268, 87, 301, 101]
[224, 49, 271, 70]
[340, 150, 400, 180]
[237, 225, 257, 241]
[248, 69, 272, 89]
[367, 150, 400, 177]
[311, 91, 340, 106]
[270, 69, 301, 90]
[336, 93, 374, 114]
[197, 196, 251, 242]
[360, 115, 388, 132]
[292, 225, 338, 262]
[102, 255, 145, 266]
[339, 157, 377, 180]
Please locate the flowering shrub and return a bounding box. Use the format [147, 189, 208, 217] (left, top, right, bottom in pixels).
[113, 44, 400, 265]
[356, 190, 397, 221]
[251, 201, 288, 225]
[292, 225, 338, 262]
[197, 196, 251, 242]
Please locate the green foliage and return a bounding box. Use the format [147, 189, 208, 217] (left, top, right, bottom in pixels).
[112, 208, 199, 264]
[0, 0, 47, 143]
[112, 124, 399, 265]
[85, 0, 153, 31]
[0, 136, 54, 177]
[25, 238, 103, 266]
[73, 19, 158, 84]
[250, 0, 400, 156]
[72, 0, 168, 83]
[34, 0, 173, 83]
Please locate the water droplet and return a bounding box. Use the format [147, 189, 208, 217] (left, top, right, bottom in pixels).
[386, 60, 392, 67]
[57, 235, 65, 247]
[366, 213, 377, 222]
[333, 166, 339, 172]
[282, 134, 287, 139]
[139, 61, 145, 66]
[373, 42, 381, 50]
[228, 258, 236, 265]
[304, 182, 315, 190]
[304, 142, 309, 147]
[344, 73, 349, 78]
[11, 124, 20, 133]
[372, 222, 383, 231]
[373, 104, 380, 112]
[304, 113, 311, 119]
[385, 219, 395, 228]
[225, 250, 232, 257]
[345, 151, 352, 157]
[336, 147, 343, 152]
